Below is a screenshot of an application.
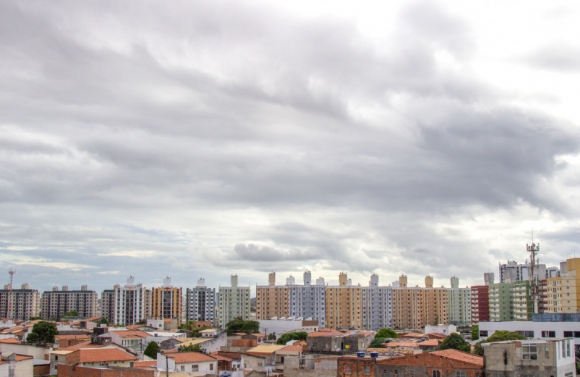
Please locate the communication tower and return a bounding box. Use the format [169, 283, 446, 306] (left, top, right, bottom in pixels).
[7, 267, 16, 320]
[526, 239, 540, 314]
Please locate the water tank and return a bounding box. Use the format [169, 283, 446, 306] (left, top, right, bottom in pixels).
[370, 352, 379, 358]
[356, 352, 365, 358]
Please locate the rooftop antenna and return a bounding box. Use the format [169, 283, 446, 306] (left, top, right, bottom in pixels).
[526, 231, 540, 314]
[7, 267, 16, 320]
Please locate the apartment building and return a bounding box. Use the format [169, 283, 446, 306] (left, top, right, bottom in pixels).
[470, 285, 489, 324]
[41, 285, 98, 320]
[448, 277, 471, 326]
[255, 273, 289, 320]
[545, 258, 580, 314]
[0, 283, 40, 320]
[488, 282, 513, 322]
[101, 289, 115, 323]
[361, 274, 392, 331]
[150, 277, 182, 324]
[108, 276, 148, 326]
[185, 278, 216, 323]
[500, 260, 559, 283]
[217, 275, 251, 329]
[325, 273, 362, 330]
[512, 280, 533, 321]
[288, 271, 326, 328]
[392, 275, 448, 330]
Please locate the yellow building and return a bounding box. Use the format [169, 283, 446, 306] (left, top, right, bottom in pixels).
[325, 273, 362, 330]
[392, 275, 448, 330]
[150, 277, 182, 323]
[256, 272, 290, 320]
[546, 258, 580, 313]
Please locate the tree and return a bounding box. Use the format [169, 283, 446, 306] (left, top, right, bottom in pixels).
[64, 310, 79, 317]
[276, 331, 308, 345]
[178, 344, 203, 352]
[370, 337, 387, 348]
[99, 317, 109, 326]
[473, 331, 526, 356]
[144, 341, 160, 359]
[375, 328, 398, 339]
[268, 333, 276, 340]
[136, 318, 147, 325]
[225, 317, 260, 335]
[26, 321, 58, 344]
[440, 333, 471, 353]
[471, 325, 479, 341]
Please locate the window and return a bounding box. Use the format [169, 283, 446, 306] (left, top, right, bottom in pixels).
[210, 363, 214, 371]
[541, 331, 555, 338]
[344, 365, 352, 375]
[522, 345, 538, 360]
[566, 340, 570, 357]
[455, 372, 466, 377]
[432, 371, 441, 377]
[479, 330, 488, 337]
[363, 365, 371, 375]
[180, 366, 184, 371]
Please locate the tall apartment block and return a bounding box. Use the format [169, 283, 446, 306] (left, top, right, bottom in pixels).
[470, 285, 490, 325]
[41, 285, 98, 320]
[186, 278, 216, 323]
[545, 258, 580, 313]
[512, 280, 533, 320]
[488, 282, 513, 321]
[500, 261, 559, 283]
[115, 276, 148, 325]
[0, 283, 40, 321]
[101, 289, 115, 323]
[150, 277, 182, 323]
[285, 272, 326, 327]
[392, 275, 448, 330]
[256, 273, 289, 320]
[361, 274, 392, 331]
[325, 272, 362, 330]
[448, 277, 471, 326]
[218, 275, 251, 329]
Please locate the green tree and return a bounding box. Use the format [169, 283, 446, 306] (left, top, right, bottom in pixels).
[99, 317, 110, 326]
[178, 344, 203, 352]
[26, 321, 58, 343]
[473, 331, 526, 356]
[144, 341, 160, 359]
[268, 333, 276, 340]
[375, 328, 398, 338]
[64, 310, 79, 317]
[225, 317, 260, 335]
[440, 333, 471, 353]
[276, 331, 308, 345]
[471, 325, 479, 341]
[136, 319, 147, 325]
[370, 337, 387, 348]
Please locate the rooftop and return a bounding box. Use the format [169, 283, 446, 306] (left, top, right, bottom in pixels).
[166, 352, 216, 363]
[78, 348, 137, 363]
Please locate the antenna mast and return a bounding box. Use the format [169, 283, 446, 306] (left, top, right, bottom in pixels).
[526, 238, 540, 314]
[7, 267, 16, 320]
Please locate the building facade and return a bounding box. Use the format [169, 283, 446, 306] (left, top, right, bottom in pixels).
[255, 273, 290, 320]
[392, 275, 448, 330]
[0, 283, 40, 321]
[111, 276, 147, 326]
[546, 258, 580, 314]
[448, 277, 471, 326]
[41, 285, 98, 320]
[185, 278, 216, 323]
[471, 285, 489, 325]
[361, 274, 393, 331]
[288, 271, 327, 328]
[217, 275, 251, 329]
[325, 273, 362, 330]
[150, 277, 182, 324]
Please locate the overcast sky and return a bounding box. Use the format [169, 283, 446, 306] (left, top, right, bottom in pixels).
[2, 0, 580, 294]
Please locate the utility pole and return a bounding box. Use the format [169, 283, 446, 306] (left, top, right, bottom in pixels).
[527, 238, 540, 314]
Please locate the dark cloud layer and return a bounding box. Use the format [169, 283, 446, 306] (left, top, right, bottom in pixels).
[1, 0, 579, 292]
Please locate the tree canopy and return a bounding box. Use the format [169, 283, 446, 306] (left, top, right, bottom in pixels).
[26, 321, 58, 343]
[473, 331, 526, 356]
[276, 331, 308, 345]
[370, 337, 387, 348]
[64, 310, 79, 317]
[225, 317, 259, 335]
[471, 325, 479, 341]
[178, 343, 203, 352]
[375, 328, 398, 338]
[439, 333, 471, 353]
[144, 341, 160, 359]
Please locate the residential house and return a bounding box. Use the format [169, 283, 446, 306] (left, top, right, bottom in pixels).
[157, 351, 218, 374]
[0, 354, 34, 377]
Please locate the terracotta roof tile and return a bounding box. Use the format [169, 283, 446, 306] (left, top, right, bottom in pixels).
[0, 338, 20, 344]
[56, 335, 91, 340]
[60, 341, 104, 352]
[134, 360, 157, 368]
[78, 348, 137, 363]
[431, 349, 483, 366]
[166, 352, 216, 363]
[111, 330, 150, 338]
[308, 329, 344, 337]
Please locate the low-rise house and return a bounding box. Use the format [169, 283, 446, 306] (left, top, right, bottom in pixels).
[62, 348, 137, 368]
[306, 328, 346, 352]
[211, 351, 242, 372]
[176, 330, 227, 353]
[55, 334, 91, 348]
[200, 328, 219, 338]
[0, 354, 34, 377]
[243, 344, 286, 373]
[158, 351, 218, 374]
[337, 349, 484, 377]
[0, 339, 52, 360]
[284, 354, 338, 377]
[483, 338, 576, 377]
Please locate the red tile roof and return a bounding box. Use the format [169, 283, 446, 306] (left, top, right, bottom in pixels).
[166, 352, 216, 363]
[59, 341, 104, 352]
[431, 349, 483, 366]
[111, 330, 150, 339]
[0, 338, 20, 344]
[134, 360, 157, 368]
[308, 329, 344, 337]
[56, 335, 91, 340]
[78, 348, 137, 363]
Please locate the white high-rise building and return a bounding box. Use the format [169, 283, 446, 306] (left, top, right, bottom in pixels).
[186, 278, 216, 323]
[500, 261, 559, 283]
[361, 274, 393, 331]
[288, 271, 326, 328]
[112, 276, 147, 326]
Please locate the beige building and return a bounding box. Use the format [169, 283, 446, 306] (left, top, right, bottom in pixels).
[325, 273, 362, 330]
[545, 258, 580, 313]
[41, 285, 98, 320]
[256, 272, 290, 320]
[0, 283, 40, 321]
[150, 277, 182, 323]
[392, 275, 448, 330]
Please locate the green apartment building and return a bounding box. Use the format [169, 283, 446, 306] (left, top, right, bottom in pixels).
[489, 281, 533, 321]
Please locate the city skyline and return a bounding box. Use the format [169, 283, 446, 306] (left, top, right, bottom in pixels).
[1, 1, 580, 293]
